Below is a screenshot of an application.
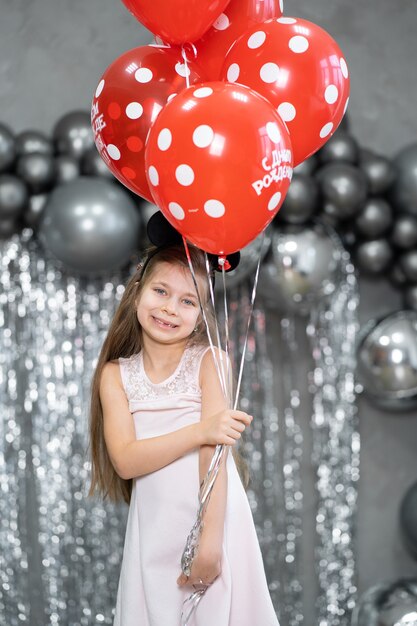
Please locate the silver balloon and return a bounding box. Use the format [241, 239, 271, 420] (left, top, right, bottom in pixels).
[257, 221, 342, 315]
[277, 174, 319, 225]
[55, 154, 80, 184]
[318, 131, 359, 164]
[16, 152, 56, 193]
[391, 215, 417, 250]
[404, 286, 417, 312]
[0, 217, 17, 238]
[357, 311, 417, 411]
[23, 193, 49, 229]
[38, 177, 141, 276]
[214, 226, 272, 292]
[355, 239, 393, 274]
[400, 250, 417, 282]
[15, 130, 53, 156]
[294, 153, 319, 176]
[391, 143, 417, 215]
[351, 579, 417, 626]
[81, 146, 116, 179]
[359, 149, 396, 195]
[53, 110, 94, 159]
[316, 162, 368, 220]
[354, 198, 393, 239]
[0, 174, 29, 219]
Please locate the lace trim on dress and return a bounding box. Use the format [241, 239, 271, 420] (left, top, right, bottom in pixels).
[119, 344, 210, 403]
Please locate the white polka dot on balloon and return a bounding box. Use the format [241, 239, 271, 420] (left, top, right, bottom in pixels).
[268, 192, 281, 211]
[193, 87, 213, 98]
[148, 166, 159, 186]
[277, 17, 296, 24]
[176, 164, 194, 186]
[135, 67, 153, 83]
[126, 102, 143, 119]
[107, 144, 121, 160]
[167, 93, 177, 103]
[266, 122, 281, 144]
[95, 79, 105, 98]
[277, 102, 296, 122]
[248, 31, 266, 49]
[227, 63, 240, 83]
[260, 62, 280, 84]
[343, 97, 350, 115]
[320, 122, 334, 138]
[168, 202, 185, 220]
[324, 85, 339, 104]
[289, 35, 309, 53]
[340, 57, 349, 78]
[204, 199, 225, 218]
[157, 128, 172, 151]
[192, 125, 214, 148]
[175, 62, 190, 78]
[213, 13, 230, 30]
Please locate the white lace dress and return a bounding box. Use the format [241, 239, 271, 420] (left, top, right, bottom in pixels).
[113, 341, 279, 626]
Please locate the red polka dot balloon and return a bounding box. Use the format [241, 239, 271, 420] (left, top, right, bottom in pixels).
[194, 0, 283, 80]
[145, 81, 293, 255]
[221, 17, 350, 166]
[91, 46, 206, 202]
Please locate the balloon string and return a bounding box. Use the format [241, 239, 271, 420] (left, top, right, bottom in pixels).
[233, 230, 265, 409]
[181, 46, 191, 89]
[179, 235, 266, 626]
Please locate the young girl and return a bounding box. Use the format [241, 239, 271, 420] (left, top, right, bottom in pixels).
[88, 242, 280, 626]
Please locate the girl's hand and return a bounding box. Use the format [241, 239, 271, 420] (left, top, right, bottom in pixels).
[177, 550, 222, 588]
[200, 409, 253, 446]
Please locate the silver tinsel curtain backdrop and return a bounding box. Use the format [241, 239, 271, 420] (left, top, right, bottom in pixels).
[0, 229, 359, 626]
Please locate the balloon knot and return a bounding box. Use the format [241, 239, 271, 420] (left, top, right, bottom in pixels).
[218, 256, 231, 271]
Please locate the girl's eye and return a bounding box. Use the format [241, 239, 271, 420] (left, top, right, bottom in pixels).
[183, 299, 196, 306]
[154, 288, 166, 295]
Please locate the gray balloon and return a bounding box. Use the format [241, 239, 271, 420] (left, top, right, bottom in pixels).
[0, 123, 15, 172]
[16, 152, 56, 193]
[400, 250, 417, 282]
[294, 153, 319, 176]
[316, 162, 368, 220]
[391, 214, 417, 250]
[391, 143, 417, 215]
[23, 193, 49, 229]
[55, 154, 81, 184]
[38, 177, 141, 276]
[354, 198, 393, 239]
[81, 146, 115, 179]
[400, 482, 417, 560]
[355, 239, 393, 274]
[357, 311, 417, 411]
[404, 285, 417, 312]
[351, 579, 417, 626]
[15, 130, 53, 156]
[318, 131, 359, 165]
[277, 174, 319, 225]
[256, 222, 341, 315]
[214, 227, 272, 292]
[359, 150, 396, 195]
[0, 174, 29, 219]
[53, 110, 94, 159]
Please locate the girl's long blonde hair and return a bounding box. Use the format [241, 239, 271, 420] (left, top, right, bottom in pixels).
[87, 243, 249, 505]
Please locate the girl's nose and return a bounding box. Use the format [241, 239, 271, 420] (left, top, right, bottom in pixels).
[162, 300, 178, 315]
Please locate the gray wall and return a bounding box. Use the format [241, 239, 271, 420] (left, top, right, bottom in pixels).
[1, 0, 417, 606]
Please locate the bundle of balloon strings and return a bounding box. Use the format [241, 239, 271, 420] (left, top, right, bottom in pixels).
[179, 236, 264, 625]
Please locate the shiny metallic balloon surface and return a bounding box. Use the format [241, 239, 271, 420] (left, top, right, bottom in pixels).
[357, 311, 417, 410]
[38, 177, 141, 275]
[351, 579, 417, 626]
[258, 222, 342, 315]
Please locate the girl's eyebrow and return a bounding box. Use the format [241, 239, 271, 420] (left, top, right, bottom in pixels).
[151, 281, 197, 299]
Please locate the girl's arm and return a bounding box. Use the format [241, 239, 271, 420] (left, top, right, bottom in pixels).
[197, 349, 233, 558]
[100, 362, 204, 480]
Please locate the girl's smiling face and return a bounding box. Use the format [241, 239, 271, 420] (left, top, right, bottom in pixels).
[136, 261, 205, 345]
